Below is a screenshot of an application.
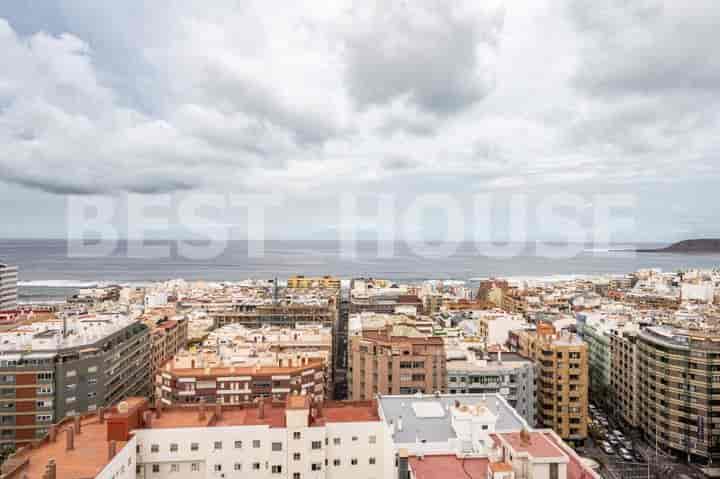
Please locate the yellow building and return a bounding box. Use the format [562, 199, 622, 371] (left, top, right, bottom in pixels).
[287, 275, 341, 289]
[510, 323, 589, 445]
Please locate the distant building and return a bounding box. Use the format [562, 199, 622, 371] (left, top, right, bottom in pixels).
[0, 314, 150, 450]
[0, 263, 18, 311]
[286, 275, 341, 290]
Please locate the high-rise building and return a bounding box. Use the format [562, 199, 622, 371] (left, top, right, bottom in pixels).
[348, 324, 445, 400]
[637, 326, 720, 463]
[148, 318, 189, 400]
[509, 324, 589, 445]
[582, 315, 616, 406]
[609, 323, 639, 429]
[0, 314, 150, 451]
[0, 263, 18, 311]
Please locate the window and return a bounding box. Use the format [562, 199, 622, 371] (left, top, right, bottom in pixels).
[234, 463, 242, 471]
[369, 435, 377, 444]
[293, 453, 301, 461]
[214, 464, 222, 472]
[351, 436, 358, 442]
[36, 414, 52, 423]
[170, 443, 178, 452]
[88, 378, 97, 385]
[369, 457, 376, 465]
[272, 465, 283, 474]
[190, 442, 199, 451]
[293, 474, 301, 479]
[333, 437, 341, 445]
[87, 366, 98, 373]
[191, 464, 200, 472]
[170, 464, 179, 472]
[550, 463, 559, 479]
[151, 444, 159, 453]
[311, 463, 322, 471]
[152, 464, 160, 473]
[333, 459, 341, 466]
[214, 441, 222, 450]
[311, 441, 322, 450]
[253, 440, 261, 448]
[234, 440, 242, 449]
[87, 392, 96, 399]
[65, 396, 76, 404]
[66, 370, 77, 378]
[351, 458, 358, 466]
[272, 442, 283, 451]
[293, 431, 301, 440]
[253, 463, 261, 470]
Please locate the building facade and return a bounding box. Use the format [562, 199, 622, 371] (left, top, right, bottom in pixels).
[0, 315, 150, 450]
[509, 324, 589, 444]
[0, 264, 18, 312]
[348, 328, 445, 400]
[609, 324, 639, 428]
[637, 326, 720, 463]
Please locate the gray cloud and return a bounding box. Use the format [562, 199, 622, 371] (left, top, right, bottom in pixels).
[343, 1, 504, 115]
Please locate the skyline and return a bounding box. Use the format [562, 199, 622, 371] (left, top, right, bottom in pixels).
[1, 1, 720, 241]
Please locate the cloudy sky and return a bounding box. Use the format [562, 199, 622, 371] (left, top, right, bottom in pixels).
[0, 0, 719, 242]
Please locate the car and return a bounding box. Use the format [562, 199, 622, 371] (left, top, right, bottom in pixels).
[620, 451, 634, 462]
[622, 439, 633, 450]
[607, 436, 620, 446]
[611, 429, 624, 438]
[601, 444, 616, 455]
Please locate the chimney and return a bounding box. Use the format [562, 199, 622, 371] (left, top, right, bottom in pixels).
[73, 416, 81, 434]
[215, 402, 223, 420]
[98, 407, 105, 423]
[199, 399, 206, 421]
[155, 399, 163, 418]
[65, 427, 75, 451]
[398, 448, 410, 479]
[258, 398, 265, 419]
[108, 440, 117, 460]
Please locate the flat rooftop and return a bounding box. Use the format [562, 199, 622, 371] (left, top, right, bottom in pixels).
[378, 393, 527, 444]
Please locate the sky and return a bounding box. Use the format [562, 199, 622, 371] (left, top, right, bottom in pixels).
[0, 0, 719, 242]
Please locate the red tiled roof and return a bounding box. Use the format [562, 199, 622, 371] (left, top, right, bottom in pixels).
[409, 455, 488, 479]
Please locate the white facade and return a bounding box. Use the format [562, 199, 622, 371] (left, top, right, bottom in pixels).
[0, 263, 18, 311]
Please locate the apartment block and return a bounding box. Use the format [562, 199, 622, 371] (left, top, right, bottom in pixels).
[609, 324, 639, 428]
[0, 264, 18, 312]
[509, 324, 589, 444]
[348, 325, 445, 400]
[0, 314, 150, 450]
[0, 392, 600, 479]
[287, 275, 341, 290]
[637, 326, 720, 463]
[148, 319, 188, 400]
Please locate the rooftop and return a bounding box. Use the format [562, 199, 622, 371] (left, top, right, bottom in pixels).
[378, 393, 527, 444]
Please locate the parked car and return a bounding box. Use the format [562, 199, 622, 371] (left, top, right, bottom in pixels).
[601, 443, 616, 455]
[607, 436, 620, 446]
[620, 451, 634, 462]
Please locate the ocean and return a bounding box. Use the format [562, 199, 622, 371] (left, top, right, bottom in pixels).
[2, 239, 720, 302]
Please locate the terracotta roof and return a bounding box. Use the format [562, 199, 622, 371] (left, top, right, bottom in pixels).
[409, 455, 488, 479]
[495, 431, 565, 459]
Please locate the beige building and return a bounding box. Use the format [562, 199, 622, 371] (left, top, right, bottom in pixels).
[509, 323, 589, 444]
[609, 324, 639, 428]
[287, 275, 341, 290]
[348, 325, 445, 400]
[637, 326, 720, 463]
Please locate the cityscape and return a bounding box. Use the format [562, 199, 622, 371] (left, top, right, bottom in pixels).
[0, 266, 720, 478]
[3, 1, 720, 478]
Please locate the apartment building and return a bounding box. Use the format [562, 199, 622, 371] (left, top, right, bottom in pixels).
[609, 323, 639, 429]
[156, 355, 327, 406]
[0, 392, 600, 479]
[0, 314, 150, 450]
[582, 315, 616, 406]
[509, 324, 589, 444]
[149, 319, 189, 400]
[347, 324, 445, 400]
[475, 310, 528, 346]
[637, 326, 720, 463]
[446, 350, 535, 424]
[0, 263, 18, 312]
[287, 276, 341, 290]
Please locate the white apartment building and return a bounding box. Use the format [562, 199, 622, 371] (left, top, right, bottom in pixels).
[0, 263, 18, 311]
